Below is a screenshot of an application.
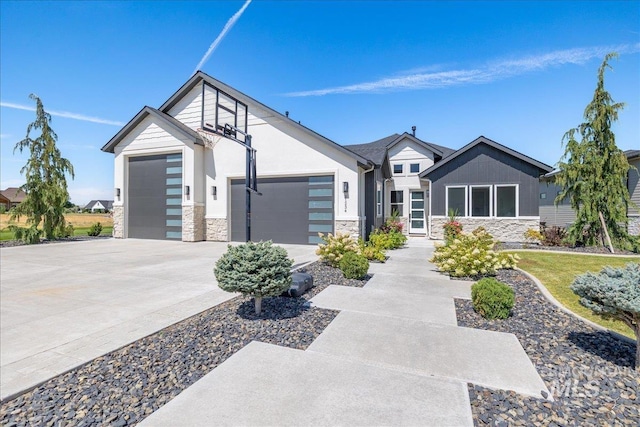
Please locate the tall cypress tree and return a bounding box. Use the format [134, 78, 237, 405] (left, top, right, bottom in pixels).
[555, 53, 634, 247]
[12, 94, 75, 240]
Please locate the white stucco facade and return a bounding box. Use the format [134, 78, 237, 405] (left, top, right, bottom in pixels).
[385, 136, 436, 235]
[107, 75, 367, 242]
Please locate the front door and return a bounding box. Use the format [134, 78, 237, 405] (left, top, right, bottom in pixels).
[409, 190, 425, 234]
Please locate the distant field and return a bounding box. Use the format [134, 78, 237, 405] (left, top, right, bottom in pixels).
[0, 213, 114, 241]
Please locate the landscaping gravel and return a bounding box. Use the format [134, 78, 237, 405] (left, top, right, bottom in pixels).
[0, 235, 112, 248]
[0, 262, 367, 426]
[457, 269, 639, 426]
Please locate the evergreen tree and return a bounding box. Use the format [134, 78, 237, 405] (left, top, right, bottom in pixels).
[12, 94, 75, 240]
[555, 53, 634, 247]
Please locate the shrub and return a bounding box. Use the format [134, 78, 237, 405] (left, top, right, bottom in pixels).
[9, 225, 41, 244]
[369, 229, 406, 250]
[523, 228, 544, 245]
[214, 241, 293, 315]
[471, 278, 515, 319]
[380, 211, 404, 234]
[339, 251, 370, 279]
[443, 208, 463, 243]
[541, 225, 568, 246]
[88, 222, 103, 236]
[60, 222, 74, 238]
[0, 205, 6, 214]
[358, 238, 386, 262]
[316, 232, 359, 267]
[570, 263, 640, 370]
[429, 227, 519, 278]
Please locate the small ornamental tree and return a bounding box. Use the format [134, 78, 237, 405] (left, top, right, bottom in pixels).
[214, 241, 293, 315]
[570, 263, 640, 371]
[12, 94, 75, 241]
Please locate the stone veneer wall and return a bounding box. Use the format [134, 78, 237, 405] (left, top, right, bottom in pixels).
[629, 216, 640, 236]
[112, 205, 124, 238]
[399, 216, 409, 235]
[335, 220, 360, 240]
[206, 218, 228, 241]
[430, 217, 540, 242]
[182, 205, 205, 242]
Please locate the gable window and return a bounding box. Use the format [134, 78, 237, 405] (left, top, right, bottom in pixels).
[393, 164, 403, 175]
[376, 182, 382, 217]
[496, 185, 517, 217]
[410, 163, 420, 174]
[471, 186, 491, 217]
[446, 186, 467, 217]
[390, 190, 404, 216]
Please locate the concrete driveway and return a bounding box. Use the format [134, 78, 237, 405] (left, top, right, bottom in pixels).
[0, 238, 318, 400]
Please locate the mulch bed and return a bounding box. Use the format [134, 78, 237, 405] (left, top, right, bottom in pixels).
[0, 262, 367, 427]
[457, 269, 639, 426]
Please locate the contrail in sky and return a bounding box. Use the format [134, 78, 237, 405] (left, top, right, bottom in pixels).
[285, 43, 640, 96]
[0, 101, 124, 126]
[193, 0, 252, 74]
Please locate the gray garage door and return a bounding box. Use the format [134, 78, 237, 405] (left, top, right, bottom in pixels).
[128, 153, 182, 240]
[231, 175, 334, 244]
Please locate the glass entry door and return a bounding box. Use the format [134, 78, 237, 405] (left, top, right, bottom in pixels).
[409, 190, 425, 234]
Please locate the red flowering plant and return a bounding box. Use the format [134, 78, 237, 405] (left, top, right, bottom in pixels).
[380, 210, 404, 234]
[443, 209, 463, 243]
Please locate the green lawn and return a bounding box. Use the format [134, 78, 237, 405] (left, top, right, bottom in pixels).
[509, 251, 639, 339]
[0, 226, 113, 242]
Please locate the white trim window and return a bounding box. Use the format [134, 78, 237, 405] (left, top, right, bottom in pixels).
[390, 190, 404, 216]
[409, 163, 420, 174]
[392, 163, 403, 175]
[470, 185, 492, 217]
[495, 184, 519, 217]
[446, 186, 467, 217]
[376, 182, 382, 217]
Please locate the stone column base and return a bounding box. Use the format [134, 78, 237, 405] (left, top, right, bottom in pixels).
[629, 216, 640, 236]
[182, 205, 205, 242]
[335, 219, 361, 241]
[206, 218, 228, 241]
[112, 205, 124, 238]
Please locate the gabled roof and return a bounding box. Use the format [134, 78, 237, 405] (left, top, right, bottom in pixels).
[625, 149, 640, 160]
[101, 106, 203, 153]
[420, 136, 553, 178]
[157, 71, 372, 168]
[84, 200, 114, 210]
[346, 132, 455, 166]
[0, 187, 26, 202]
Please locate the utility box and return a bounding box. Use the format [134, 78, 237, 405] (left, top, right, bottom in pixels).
[283, 272, 314, 297]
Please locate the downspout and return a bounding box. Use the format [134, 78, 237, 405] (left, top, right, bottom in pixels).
[360, 162, 376, 238]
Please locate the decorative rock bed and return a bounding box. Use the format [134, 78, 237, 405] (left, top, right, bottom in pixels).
[457, 269, 639, 426]
[0, 262, 368, 426]
[0, 235, 112, 248]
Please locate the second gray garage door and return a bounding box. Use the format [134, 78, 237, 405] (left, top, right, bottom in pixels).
[231, 175, 334, 244]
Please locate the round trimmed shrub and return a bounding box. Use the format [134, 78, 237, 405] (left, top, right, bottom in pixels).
[338, 251, 369, 279]
[471, 278, 515, 320]
[214, 241, 292, 315]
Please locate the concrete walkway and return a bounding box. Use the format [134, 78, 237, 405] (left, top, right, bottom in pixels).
[0, 239, 318, 400]
[141, 237, 550, 426]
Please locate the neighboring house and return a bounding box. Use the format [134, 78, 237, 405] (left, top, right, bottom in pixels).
[102, 71, 382, 244]
[101, 72, 551, 244]
[420, 136, 553, 241]
[0, 187, 26, 210]
[84, 200, 114, 212]
[540, 149, 640, 236]
[349, 131, 455, 236]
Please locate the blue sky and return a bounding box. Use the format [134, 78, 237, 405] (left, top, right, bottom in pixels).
[1, 1, 638, 205]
